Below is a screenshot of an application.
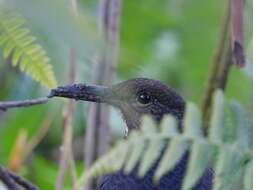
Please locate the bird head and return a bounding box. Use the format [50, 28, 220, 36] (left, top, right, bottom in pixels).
[50, 78, 185, 133]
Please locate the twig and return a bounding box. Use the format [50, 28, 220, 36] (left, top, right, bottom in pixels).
[69, 153, 78, 188]
[70, 0, 78, 16]
[230, 0, 245, 67]
[23, 115, 53, 160]
[7, 171, 38, 190]
[55, 0, 79, 188]
[84, 0, 122, 189]
[55, 105, 74, 190]
[0, 166, 20, 190]
[201, 1, 230, 132]
[0, 97, 49, 111]
[217, 37, 233, 90]
[8, 129, 28, 172]
[7, 115, 52, 173]
[0, 166, 38, 190]
[55, 46, 76, 190]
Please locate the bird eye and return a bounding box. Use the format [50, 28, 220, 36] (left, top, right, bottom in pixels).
[137, 92, 151, 105]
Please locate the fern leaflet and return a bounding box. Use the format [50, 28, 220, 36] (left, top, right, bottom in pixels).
[76, 90, 253, 190]
[0, 9, 58, 89]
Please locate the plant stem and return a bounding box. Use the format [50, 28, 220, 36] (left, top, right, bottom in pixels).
[84, 0, 121, 189]
[201, 1, 230, 132]
[55, 47, 76, 190]
[0, 97, 49, 111]
[0, 166, 38, 190]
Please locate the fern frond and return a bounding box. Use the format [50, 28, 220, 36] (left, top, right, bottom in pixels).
[0, 9, 58, 88]
[208, 89, 225, 144]
[76, 90, 253, 190]
[124, 131, 146, 174]
[138, 117, 162, 177]
[182, 141, 214, 190]
[214, 145, 246, 190]
[244, 160, 253, 190]
[154, 137, 189, 182]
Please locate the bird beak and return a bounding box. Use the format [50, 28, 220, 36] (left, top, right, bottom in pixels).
[49, 83, 113, 104]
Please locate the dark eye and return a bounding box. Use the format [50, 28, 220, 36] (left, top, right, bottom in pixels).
[137, 92, 151, 104]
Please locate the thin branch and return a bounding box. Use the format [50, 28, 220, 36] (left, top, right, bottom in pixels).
[23, 115, 53, 159]
[55, 47, 76, 190]
[230, 0, 245, 67]
[8, 129, 28, 172]
[0, 97, 49, 111]
[70, 0, 78, 17]
[0, 166, 38, 190]
[7, 171, 38, 190]
[0, 167, 20, 190]
[69, 153, 78, 188]
[7, 115, 52, 173]
[217, 37, 233, 90]
[201, 1, 230, 132]
[55, 105, 74, 190]
[56, 1, 79, 189]
[84, 0, 122, 189]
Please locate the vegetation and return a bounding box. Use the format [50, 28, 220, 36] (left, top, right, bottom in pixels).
[0, 0, 253, 189]
[78, 90, 253, 190]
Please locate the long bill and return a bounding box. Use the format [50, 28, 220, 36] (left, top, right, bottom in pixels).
[49, 83, 112, 103]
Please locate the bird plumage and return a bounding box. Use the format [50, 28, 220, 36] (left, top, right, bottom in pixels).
[98, 152, 213, 190]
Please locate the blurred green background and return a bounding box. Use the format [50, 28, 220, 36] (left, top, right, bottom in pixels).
[0, 0, 253, 189]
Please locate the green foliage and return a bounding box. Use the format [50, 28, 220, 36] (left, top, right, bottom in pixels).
[0, 9, 58, 89]
[0, 1, 252, 189]
[76, 90, 253, 190]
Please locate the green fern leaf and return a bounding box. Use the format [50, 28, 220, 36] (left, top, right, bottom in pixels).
[76, 92, 253, 190]
[76, 142, 126, 189]
[112, 141, 130, 171]
[183, 102, 203, 138]
[140, 116, 157, 134]
[138, 116, 162, 177]
[244, 159, 253, 190]
[160, 115, 179, 135]
[124, 132, 145, 174]
[0, 9, 58, 88]
[209, 89, 225, 144]
[213, 146, 245, 190]
[222, 102, 238, 143]
[154, 138, 189, 183]
[182, 141, 214, 190]
[230, 101, 251, 148]
[138, 138, 162, 177]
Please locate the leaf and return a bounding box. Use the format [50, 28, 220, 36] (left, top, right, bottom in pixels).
[138, 116, 163, 177]
[154, 138, 189, 183]
[112, 141, 130, 171]
[0, 9, 58, 88]
[138, 138, 162, 177]
[230, 101, 251, 148]
[160, 115, 179, 136]
[124, 132, 145, 174]
[213, 146, 245, 190]
[140, 115, 157, 134]
[7, 129, 28, 172]
[222, 102, 237, 143]
[182, 141, 214, 190]
[183, 102, 203, 138]
[75, 92, 253, 189]
[244, 159, 253, 190]
[209, 89, 225, 144]
[77, 142, 127, 188]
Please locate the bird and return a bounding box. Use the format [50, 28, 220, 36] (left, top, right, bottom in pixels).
[50, 78, 213, 190]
